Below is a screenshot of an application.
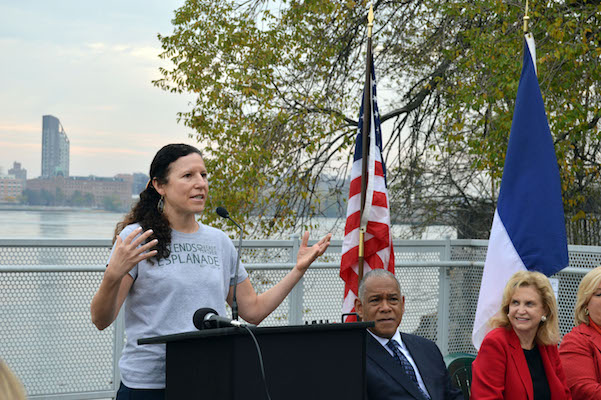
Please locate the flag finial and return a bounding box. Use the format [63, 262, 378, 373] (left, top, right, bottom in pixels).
[367, 4, 374, 38]
[523, 0, 530, 33]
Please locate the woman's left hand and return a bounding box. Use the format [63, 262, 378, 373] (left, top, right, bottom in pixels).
[234, 231, 332, 325]
[295, 232, 332, 272]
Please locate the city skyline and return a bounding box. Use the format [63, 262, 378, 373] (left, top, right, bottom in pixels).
[0, 114, 152, 179]
[0, 1, 198, 178]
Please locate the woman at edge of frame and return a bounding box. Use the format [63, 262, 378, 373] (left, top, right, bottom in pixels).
[559, 265, 601, 399]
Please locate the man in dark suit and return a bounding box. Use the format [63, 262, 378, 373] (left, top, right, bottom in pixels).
[355, 269, 463, 400]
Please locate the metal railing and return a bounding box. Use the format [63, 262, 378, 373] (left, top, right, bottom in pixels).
[1, 238, 600, 399]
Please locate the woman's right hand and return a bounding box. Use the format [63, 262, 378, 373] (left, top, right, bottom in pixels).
[106, 227, 158, 280]
[92, 227, 158, 330]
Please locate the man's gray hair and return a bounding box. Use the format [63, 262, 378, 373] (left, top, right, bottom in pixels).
[358, 269, 401, 301]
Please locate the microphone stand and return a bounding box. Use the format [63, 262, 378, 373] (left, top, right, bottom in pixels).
[214, 208, 272, 400]
[232, 226, 243, 321]
[216, 207, 243, 321]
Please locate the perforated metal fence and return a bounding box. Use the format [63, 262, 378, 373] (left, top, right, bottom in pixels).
[1, 238, 599, 399]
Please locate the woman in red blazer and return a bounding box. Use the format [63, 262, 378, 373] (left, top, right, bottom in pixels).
[559, 266, 601, 399]
[471, 271, 571, 400]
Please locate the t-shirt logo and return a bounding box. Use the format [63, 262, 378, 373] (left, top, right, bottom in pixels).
[157, 242, 221, 269]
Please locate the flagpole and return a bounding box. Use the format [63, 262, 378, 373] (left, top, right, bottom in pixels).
[358, 5, 374, 293]
[340, 3, 394, 324]
[523, 0, 530, 33]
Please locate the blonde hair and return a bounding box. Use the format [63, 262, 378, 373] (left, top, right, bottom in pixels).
[574, 266, 601, 326]
[0, 359, 26, 400]
[489, 270, 560, 345]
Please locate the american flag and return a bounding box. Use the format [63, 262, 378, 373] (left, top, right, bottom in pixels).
[340, 55, 395, 321]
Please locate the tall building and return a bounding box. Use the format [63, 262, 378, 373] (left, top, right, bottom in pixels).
[8, 162, 27, 181]
[41, 115, 70, 177]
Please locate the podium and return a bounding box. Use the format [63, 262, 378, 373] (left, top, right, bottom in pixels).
[139, 322, 373, 400]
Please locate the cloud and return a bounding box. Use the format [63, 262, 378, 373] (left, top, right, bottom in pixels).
[0, 123, 39, 134]
[83, 41, 160, 62]
[129, 46, 160, 62]
[0, 37, 19, 46]
[86, 42, 106, 51]
[0, 141, 40, 150]
[112, 44, 130, 52]
[92, 105, 117, 111]
[70, 145, 148, 156]
[70, 126, 170, 143]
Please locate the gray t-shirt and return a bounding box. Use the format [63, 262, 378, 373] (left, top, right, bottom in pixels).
[111, 222, 248, 389]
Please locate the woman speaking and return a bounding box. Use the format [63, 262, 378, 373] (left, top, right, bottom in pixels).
[471, 270, 571, 400]
[91, 143, 331, 399]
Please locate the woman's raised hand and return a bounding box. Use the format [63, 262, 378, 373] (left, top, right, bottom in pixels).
[295, 232, 332, 273]
[106, 227, 158, 279]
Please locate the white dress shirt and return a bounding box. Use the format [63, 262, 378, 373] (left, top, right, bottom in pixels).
[368, 329, 431, 397]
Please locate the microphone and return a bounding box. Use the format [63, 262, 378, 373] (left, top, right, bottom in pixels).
[216, 206, 229, 219]
[193, 307, 254, 329]
[215, 206, 244, 321]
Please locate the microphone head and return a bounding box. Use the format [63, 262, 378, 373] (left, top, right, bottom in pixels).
[215, 206, 229, 219]
[193, 307, 218, 330]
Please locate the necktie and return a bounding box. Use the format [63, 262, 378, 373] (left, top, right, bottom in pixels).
[386, 340, 431, 400]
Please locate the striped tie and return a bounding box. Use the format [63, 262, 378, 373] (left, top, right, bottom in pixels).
[386, 340, 431, 400]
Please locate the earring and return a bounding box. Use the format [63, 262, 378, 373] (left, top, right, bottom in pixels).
[541, 315, 547, 322]
[157, 196, 164, 213]
[585, 309, 590, 316]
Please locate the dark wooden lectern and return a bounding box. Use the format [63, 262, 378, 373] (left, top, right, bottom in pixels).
[139, 322, 372, 400]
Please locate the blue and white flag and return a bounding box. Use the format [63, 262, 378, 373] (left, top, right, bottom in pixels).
[472, 34, 569, 350]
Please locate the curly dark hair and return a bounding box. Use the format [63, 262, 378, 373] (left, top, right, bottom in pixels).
[114, 143, 203, 262]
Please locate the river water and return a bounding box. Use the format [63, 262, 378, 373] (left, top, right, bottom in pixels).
[0, 208, 456, 240]
[0, 209, 125, 239]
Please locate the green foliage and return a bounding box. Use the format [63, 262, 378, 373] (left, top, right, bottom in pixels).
[157, 0, 601, 237]
[68, 191, 95, 207]
[101, 195, 122, 212]
[440, 0, 601, 207]
[22, 189, 55, 206]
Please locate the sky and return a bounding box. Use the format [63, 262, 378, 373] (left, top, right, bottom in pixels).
[0, 0, 199, 178]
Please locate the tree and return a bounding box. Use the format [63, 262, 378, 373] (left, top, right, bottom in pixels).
[55, 188, 66, 206]
[102, 195, 122, 212]
[156, 0, 601, 239]
[83, 192, 95, 207]
[22, 189, 38, 205]
[40, 189, 55, 206]
[69, 191, 85, 207]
